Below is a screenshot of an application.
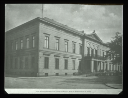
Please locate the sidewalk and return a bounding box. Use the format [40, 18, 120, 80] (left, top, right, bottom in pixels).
[105, 84, 123, 89]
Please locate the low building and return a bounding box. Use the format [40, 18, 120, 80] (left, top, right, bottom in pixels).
[5, 17, 122, 76]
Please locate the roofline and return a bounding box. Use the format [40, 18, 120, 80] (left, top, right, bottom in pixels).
[5, 17, 84, 36]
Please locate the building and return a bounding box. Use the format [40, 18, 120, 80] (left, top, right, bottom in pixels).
[5, 17, 122, 76]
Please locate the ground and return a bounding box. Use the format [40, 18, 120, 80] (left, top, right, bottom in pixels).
[4, 75, 122, 89]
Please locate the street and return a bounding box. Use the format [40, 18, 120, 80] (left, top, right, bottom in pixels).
[4, 75, 122, 89]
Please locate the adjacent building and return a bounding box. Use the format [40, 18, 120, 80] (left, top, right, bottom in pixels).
[5, 17, 122, 76]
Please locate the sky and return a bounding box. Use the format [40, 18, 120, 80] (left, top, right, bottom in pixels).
[5, 4, 123, 43]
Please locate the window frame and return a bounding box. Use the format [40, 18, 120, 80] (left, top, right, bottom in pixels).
[44, 57, 49, 69]
[55, 38, 59, 50]
[55, 58, 59, 69]
[44, 36, 49, 49]
[65, 40, 68, 52]
[72, 41, 76, 53]
[72, 60, 75, 70]
[26, 37, 29, 49]
[64, 59, 68, 69]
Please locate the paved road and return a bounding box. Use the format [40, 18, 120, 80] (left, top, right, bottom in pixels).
[4, 75, 121, 89]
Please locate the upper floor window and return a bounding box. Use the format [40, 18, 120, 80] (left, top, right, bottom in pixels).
[79, 44, 82, 55]
[87, 47, 90, 56]
[65, 40, 68, 52]
[20, 39, 23, 49]
[32, 36, 35, 48]
[16, 41, 18, 50]
[72, 42, 76, 53]
[26, 37, 29, 49]
[11, 42, 13, 50]
[55, 38, 59, 50]
[44, 36, 49, 48]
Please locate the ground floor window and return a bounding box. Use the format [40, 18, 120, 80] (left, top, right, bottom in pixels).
[64, 59, 68, 69]
[15, 58, 18, 69]
[72, 60, 75, 70]
[31, 57, 35, 68]
[44, 57, 49, 69]
[25, 57, 28, 69]
[55, 58, 59, 69]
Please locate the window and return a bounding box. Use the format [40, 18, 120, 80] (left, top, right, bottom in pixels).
[16, 41, 18, 50]
[72, 42, 76, 53]
[95, 49, 97, 57]
[65, 40, 68, 52]
[103, 51, 104, 57]
[55, 58, 59, 69]
[11, 42, 13, 50]
[15, 58, 18, 69]
[64, 59, 68, 69]
[44, 57, 49, 69]
[32, 36, 35, 48]
[25, 57, 28, 69]
[44, 36, 49, 48]
[10, 57, 13, 68]
[72, 60, 75, 70]
[55, 38, 59, 50]
[20, 39, 23, 49]
[20, 57, 23, 69]
[26, 37, 29, 48]
[31, 57, 35, 68]
[79, 44, 82, 54]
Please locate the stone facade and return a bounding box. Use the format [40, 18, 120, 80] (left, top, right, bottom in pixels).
[5, 17, 122, 77]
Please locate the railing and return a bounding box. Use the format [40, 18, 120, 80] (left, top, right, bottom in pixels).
[84, 54, 107, 60]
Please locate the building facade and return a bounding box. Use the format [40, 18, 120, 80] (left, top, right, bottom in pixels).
[5, 17, 122, 76]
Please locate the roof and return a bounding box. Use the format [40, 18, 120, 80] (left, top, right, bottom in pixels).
[5, 17, 108, 47]
[6, 17, 84, 36]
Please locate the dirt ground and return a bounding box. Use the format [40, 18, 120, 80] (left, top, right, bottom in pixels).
[4, 75, 122, 89]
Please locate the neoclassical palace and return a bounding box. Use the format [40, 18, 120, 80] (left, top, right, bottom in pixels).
[5, 17, 122, 76]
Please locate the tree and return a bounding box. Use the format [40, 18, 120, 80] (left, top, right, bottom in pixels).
[106, 32, 122, 65]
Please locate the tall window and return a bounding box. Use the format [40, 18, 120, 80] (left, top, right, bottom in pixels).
[44, 57, 49, 69]
[26, 37, 29, 48]
[55, 58, 59, 69]
[16, 41, 18, 50]
[65, 40, 68, 52]
[10, 57, 13, 68]
[87, 47, 90, 56]
[31, 57, 35, 68]
[72, 60, 75, 70]
[20, 57, 23, 69]
[103, 51, 104, 57]
[20, 39, 23, 49]
[95, 49, 97, 57]
[72, 42, 76, 53]
[25, 57, 28, 69]
[79, 44, 82, 54]
[55, 39, 59, 50]
[15, 58, 17, 69]
[32, 36, 35, 48]
[44, 36, 49, 48]
[64, 59, 68, 69]
[11, 42, 13, 50]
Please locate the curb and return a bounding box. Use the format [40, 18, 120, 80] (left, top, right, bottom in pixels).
[104, 84, 122, 89]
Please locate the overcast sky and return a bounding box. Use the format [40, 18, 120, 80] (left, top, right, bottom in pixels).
[5, 4, 123, 43]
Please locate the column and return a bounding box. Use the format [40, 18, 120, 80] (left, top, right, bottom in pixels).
[107, 62, 109, 70]
[91, 60, 94, 72]
[111, 64, 113, 71]
[97, 61, 100, 71]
